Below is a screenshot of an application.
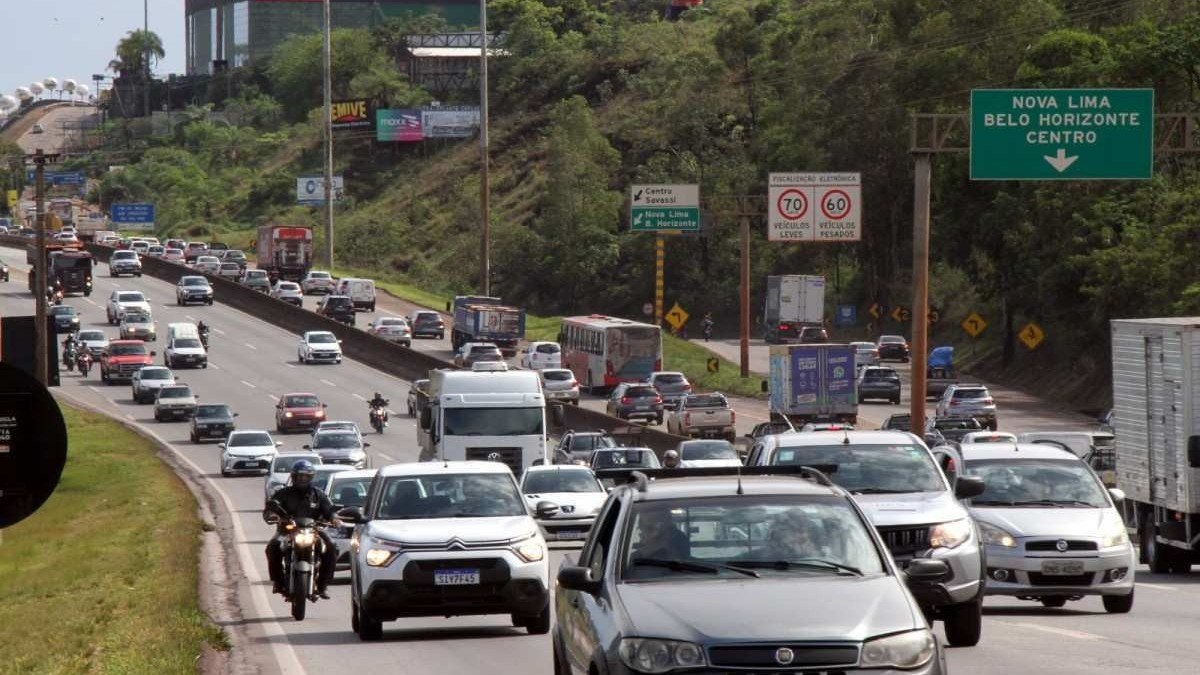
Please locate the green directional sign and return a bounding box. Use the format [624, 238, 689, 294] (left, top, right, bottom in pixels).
[970, 89, 1154, 181]
[630, 184, 700, 232]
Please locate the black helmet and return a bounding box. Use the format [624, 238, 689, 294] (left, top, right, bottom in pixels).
[291, 460, 316, 488]
[374, 392, 382, 399]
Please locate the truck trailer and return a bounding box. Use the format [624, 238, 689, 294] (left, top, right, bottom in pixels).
[1112, 317, 1200, 573]
[256, 225, 313, 282]
[765, 343, 858, 425]
[764, 275, 825, 343]
[449, 295, 526, 355]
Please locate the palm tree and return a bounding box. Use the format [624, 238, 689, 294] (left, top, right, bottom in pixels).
[108, 30, 165, 80]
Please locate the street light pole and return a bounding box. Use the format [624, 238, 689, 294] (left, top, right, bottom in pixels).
[478, 0, 491, 296]
[322, 0, 335, 269]
[143, 0, 150, 118]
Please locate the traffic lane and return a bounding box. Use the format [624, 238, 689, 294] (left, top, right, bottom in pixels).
[16, 104, 99, 154]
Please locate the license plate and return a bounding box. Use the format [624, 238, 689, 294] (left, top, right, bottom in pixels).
[434, 569, 480, 586]
[298, 419, 312, 425]
[1041, 560, 1085, 576]
[556, 530, 584, 540]
[637, 405, 651, 410]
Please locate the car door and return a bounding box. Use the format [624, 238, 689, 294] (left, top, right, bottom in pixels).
[559, 495, 623, 674]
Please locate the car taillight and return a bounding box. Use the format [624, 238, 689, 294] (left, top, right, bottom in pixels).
[730, 410, 736, 424]
[654, 396, 663, 404]
[683, 384, 692, 392]
[983, 398, 994, 405]
[569, 380, 577, 387]
[779, 322, 790, 330]
[950, 400, 959, 406]
[621, 397, 631, 405]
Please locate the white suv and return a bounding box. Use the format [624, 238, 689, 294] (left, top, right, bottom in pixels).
[342, 461, 553, 641]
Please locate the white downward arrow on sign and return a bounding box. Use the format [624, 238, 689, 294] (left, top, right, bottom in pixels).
[1043, 148, 1078, 173]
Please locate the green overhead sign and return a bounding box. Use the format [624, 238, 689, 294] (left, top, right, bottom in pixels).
[970, 89, 1154, 181]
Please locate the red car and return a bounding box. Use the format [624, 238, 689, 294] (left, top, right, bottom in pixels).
[275, 392, 327, 433]
[99, 340, 156, 384]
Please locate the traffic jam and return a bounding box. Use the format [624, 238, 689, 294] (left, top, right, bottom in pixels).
[12, 230, 1142, 675]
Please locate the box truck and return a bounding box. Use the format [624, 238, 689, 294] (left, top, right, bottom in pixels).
[764, 343, 858, 424]
[764, 275, 825, 343]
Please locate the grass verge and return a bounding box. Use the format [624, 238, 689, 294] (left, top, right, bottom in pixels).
[0, 405, 226, 673]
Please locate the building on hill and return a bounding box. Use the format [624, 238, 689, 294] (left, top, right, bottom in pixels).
[184, 0, 481, 75]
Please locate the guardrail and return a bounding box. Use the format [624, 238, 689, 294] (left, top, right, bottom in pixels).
[0, 234, 687, 453]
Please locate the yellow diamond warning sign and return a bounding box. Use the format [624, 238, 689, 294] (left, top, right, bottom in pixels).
[961, 312, 987, 338]
[665, 302, 689, 331]
[1018, 322, 1045, 350]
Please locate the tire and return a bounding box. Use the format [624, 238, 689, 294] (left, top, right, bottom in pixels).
[1039, 596, 1068, 608]
[1144, 522, 1172, 574]
[942, 597, 982, 647]
[291, 572, 309, 621]
[221, 468, 230, 477]
[355, 597, 383, 641]
[191, 431, 198, 443]
[1102, 590, 1134, 614]
[552, 631, 571, 675]
[524, 606, 551, 635]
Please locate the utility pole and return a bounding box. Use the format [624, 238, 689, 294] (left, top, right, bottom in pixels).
[143, 0, 150, 118]
[31, 150, 53, 386]
[321, 0, 335, 269]
[478, 0, 491, 296]
[909, 153, 932, 436]
[739, 215, 751, 377]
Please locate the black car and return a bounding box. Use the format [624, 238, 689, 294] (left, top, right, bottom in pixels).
[554, 467, 952, 675]
[881, 413, 911, 431]
[410, 310, 445, 339]
[190, 403, 238, 443]
[929, 416, 983, 443]
[857, 366, 902, 404]
[798, 326, 829, 343]
[49, 305, 80, 333]
[317, 295, 356, 326]
[877, 335, 911, 362]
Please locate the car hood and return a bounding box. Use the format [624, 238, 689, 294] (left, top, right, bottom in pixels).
[680, 459, 743, 469]
[196, 415, 234, 424]
[616, 575, 919, 642]
[285, 406, 323, 415]
[315, 446, 364, 457]
[118, 301, 151, 312]
[308, 343, 341, 351]
[971, 506, 1118, 538]
[225, 445, 275, 457]
[853, 491, 964, 527]
[367, 515, 537, 545]
[159, 396, 197, 406]
[139, 379, 173, 388]
[523, 492, 607, 516]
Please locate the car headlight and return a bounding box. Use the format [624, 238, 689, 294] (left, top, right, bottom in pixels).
[1100, 519, 1130, 548]
[293, 530, 317, 547]
[860, 629, 936, 669]
[314, 410, 325, 418]
[929, 518, 972, 549]
[977, 521, 1016, 548]
[365, 548, 397, 567]
[515, 540, 545, 563]
[284, 411, 293, 418]
[618, 638, 706, 673]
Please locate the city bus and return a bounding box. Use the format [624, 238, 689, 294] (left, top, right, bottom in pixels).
[559, 315, 662, 392]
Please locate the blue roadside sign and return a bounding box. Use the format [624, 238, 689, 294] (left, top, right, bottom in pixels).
[836, 304, 857, 327]
[26, 170, 86, 187]
[111, 203, 155, 230]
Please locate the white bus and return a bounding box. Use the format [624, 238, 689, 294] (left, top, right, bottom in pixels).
[559, 315, 662, 392]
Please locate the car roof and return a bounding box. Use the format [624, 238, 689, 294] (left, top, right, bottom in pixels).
[773, 429, 922, 448]
[305, 330, 335, 337]
[630, 475, 843, 501]
[229, 429, 271, 437]
[524, 464, 595, 474]
[378, 460, 514, 478]
[283, 392, 318, 397]
[960, 442, 1081, 462]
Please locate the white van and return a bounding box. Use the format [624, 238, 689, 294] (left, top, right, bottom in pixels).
[165, 322, 208, 369]
[336, 278, 376, 311]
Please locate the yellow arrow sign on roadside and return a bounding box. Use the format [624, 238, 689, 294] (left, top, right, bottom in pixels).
[1019, 321, 1045, 350]
[706, 357, 719, 373]
[664, 302, 689, 331]
[868, 303, 882, 320]
[890, 305, 911, 323]
[961, 312, 987, 338]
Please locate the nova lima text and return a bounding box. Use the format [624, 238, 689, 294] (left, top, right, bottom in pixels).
[983, 94, 1144, 144]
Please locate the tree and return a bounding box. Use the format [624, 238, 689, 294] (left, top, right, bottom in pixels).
[109, 30, 165, 80]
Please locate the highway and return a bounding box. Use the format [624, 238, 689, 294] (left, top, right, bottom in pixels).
[3, 244, 1200, 675]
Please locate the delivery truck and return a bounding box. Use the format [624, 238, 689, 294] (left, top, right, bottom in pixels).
[449, 295, 526, 355]
[764, 275, 825, 343]
[763, 343, 858, 425]
[256, 225, 313, 282]
[1112, 317, 1200, 573]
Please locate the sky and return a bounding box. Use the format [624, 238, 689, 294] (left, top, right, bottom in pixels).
[1, 0, 185, 98]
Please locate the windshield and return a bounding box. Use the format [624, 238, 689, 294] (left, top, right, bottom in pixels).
[229, 432, 272, 447]
[681, 441, 738, 461]
[414, 313, 440, 323]
[523, 470, 602, 494]
[110, 343, 148, 356]
[122, 314, 150, 324]
[377, 473, 525, 519]
[313, 433, 361, 449]
[621, 496, 884, 580]
[621, 386, 658, 399]
[771, 444, 945, 493]
[272, 456, 319, 472]
[880, 336, 905, 344]
[542, 370, 573, 382]
[196, 405, 231, 418]
[442, 408, 543, 436]
[309, 272, 330, 279]
[118, 292, 144, 302]
[954, 388, 988, 399]
[308, 333, 337, 344]
[654, 373, 686, 384]
[50, 306, 75, 316]
[567, 435, 615, 453]
[277, 283, 299, 291]
[78, 331, 105, 342]
[112, 252, 136, 260]
[140, 368, 170, 380]
[966, 458, 1108, 507]
[160, 387, 192, 399]
[535, 343, 560, 354]
[328, 476, 371, 507]
[863, 369, 899, 381]
[593, 450, 660, 469]
[285, 395, 320, 408]
[183, 277, 208, 286]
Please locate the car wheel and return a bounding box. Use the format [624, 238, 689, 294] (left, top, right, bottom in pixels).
[656, 415, 664, 425]
[355, 597, 383, 641]
[892, 396, 901, 405]
[1039, 596, 1068, 608]
[552, 631, 571, 675]
[1102, 590, 1134, 614]
[523, 606, 551, 635]
[942, 597, 983, 647]
[190, 431, 198, 443]
[221, 467, 230, 477]
[298, 352, 306, 364]
[207, 299, 213, 305]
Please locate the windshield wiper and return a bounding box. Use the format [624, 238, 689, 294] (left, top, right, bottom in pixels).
[850, 488, 911, 495]
[1011, 499, 1099, 508]
[737, 558, 863, 576]
[631, 557, 760, 578]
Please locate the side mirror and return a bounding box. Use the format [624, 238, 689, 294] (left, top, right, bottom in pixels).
[233, 413, 240, 417]
[905, 559, 951, 584]
[551, 403, 565, 427]
[954, 475, 986, 499]
[534, 500, 560, 519]
[275, 441, 283, 447]
[1108, 488, 1126, 503]
[322, 403, 328, 407]
[1188, 436, 1200, 468]
[302, 444, 311, 450]
[363, 442, 371, 448]
[557, 565, 601, 595]
[420, 407, 432, 431]
[217, 442, 226, 449]
[337, 506, 364, 523]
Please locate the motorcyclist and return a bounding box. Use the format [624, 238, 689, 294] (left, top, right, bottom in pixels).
[368, 392, 389, 426]
[75, 346, 93, 376]
[264, 460, 339, 599]
[62, 334, 78, 369]
[197, 320, 210, 348]
[701, 313, 714, 342]
[663, 449, 681, 469]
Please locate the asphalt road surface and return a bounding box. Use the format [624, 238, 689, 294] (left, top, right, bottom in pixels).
[2, 245, 1198, 675]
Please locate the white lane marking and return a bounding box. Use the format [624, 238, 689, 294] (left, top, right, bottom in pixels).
[998, 621, 1103, 641]
[88, 386, 100, 393]
[1137, 582, 1175, 591]
[352, 393, 366, 401]
[320, 379, 336, 387]
[268, 394, 280, 402]
[209, 363, 221, 370]
[243, 342, 257, 350]
[213, 328, 227, 336]
[125, 414, 134, 421]
[240, 380, 257, 389]
[186, 315, 196, 321]
[285, 363, 297, 369]
[84, 298, 98, 306]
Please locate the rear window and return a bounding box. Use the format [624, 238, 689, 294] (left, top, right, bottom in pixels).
[953, 388, 988, 399]
[681, 441, 737, 460]
[880, 336, 905, 344]
[654, 373, 686, 384]
[863, 369, 899, 380]
[535, 343, 560, 354]
[684, 394, 728, 408]
[624, 386, 658, 398]
[542, 370, 573, 382]
[470, 345, 500, 354]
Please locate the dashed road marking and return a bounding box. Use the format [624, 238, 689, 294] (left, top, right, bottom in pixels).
[243, 342, 257, 350]
[186, 315, 196, 321]
[352, 393, 366, 401]
[998, 621, 1102, 641]
[320, 379, 336, 387]
[377, 452, 396, 462]
[268, 394, 280, 401]
[240, 379, 257, 389]
[213, 327, 226, 336]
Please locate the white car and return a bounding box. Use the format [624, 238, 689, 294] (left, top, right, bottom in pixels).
[519, 464, 607, 543]
[271, 281, 304, 306]
[146, 245, 165, 257]
[76, 329, 110, 353]
[297, 330, 343, 364]
[131, 365, 175, 404]
[55, 232, 79, 244]
[342, 461, 552, 640]
[264, 453, 324, 499]
[960, 442, 1135, 613]
[539, 368, 579, 404]
[304, 429, 370, 469]
[131, 240, 149, 254]
[153, 384, 197, 422]
[193, 255, 221, 274]
[219, 430, 282, 477]
[107, 250, 142, 277]
[522, 341, 562, 370]
[676, 439, 742, 468]
[961, 431, 1018, 444]
[106, 289, 151, 325]
[367, 317, 412, 347]
[163, 248, 184, 262]
[301, 270, 337, 295]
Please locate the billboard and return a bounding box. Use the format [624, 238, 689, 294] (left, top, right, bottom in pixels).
[376, 109, 423, 142]
[330, 99, 372, 130]
[421, 106, 480, 139]
[296, 176, 345, 205]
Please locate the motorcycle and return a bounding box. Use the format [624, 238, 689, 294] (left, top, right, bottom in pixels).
[62, 343, 77, 372]
[369, 402, 388, 434]
[702, 320, 713, 342]
[267, 504, 328, 622]
[76, 350, 93, 377]
[199, 326, 210, 350]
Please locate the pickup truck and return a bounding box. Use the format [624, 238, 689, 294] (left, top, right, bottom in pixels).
[100, 340, 156, 385]
[665, 393, 736, 442]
